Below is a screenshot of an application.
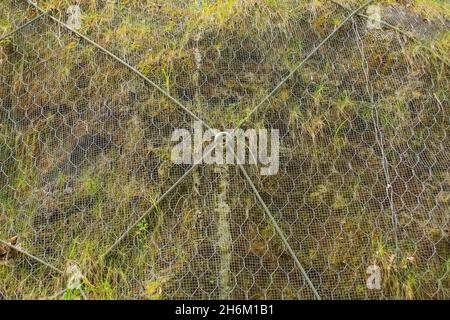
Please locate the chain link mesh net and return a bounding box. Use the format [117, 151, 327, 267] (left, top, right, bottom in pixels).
[0, 0, 448, 299]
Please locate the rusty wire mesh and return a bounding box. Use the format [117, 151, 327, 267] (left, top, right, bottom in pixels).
[0, 0, 448, 300]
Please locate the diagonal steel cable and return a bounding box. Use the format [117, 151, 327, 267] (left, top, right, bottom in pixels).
[0, 12, 46, 42]
[22, 0, 213, 131]
[0, 238, 63, 274]
[233, 0, 375, 130]
[203, 132, 322, 299]
[236, 162, 322, 299]
[101, 164, 198, 258]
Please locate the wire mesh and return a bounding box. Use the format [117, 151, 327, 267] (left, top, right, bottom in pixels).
[0, 0, 448, 299]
